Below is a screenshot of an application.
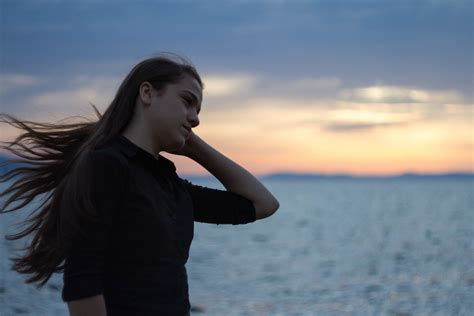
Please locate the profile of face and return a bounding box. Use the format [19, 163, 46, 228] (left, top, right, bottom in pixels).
[138, 74, 202, 152]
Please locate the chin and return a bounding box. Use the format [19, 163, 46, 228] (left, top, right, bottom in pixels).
[171, 138, 186, 151]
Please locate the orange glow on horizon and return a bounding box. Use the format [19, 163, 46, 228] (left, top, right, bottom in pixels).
[1, 85, 472, 176]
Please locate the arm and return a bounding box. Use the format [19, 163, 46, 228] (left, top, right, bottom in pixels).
[182, 132, 279, 220]
[180, 178, 257, 225]
[67, 295, 107, 316]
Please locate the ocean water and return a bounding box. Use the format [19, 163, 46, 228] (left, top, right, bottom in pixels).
[0, 178, 473, 315]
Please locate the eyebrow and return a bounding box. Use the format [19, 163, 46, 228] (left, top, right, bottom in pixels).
[182, 90, 202, 114]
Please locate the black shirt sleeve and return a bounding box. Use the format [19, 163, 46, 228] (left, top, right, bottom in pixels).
[179, 178, 256, 225]
[62, 150, 127, 302]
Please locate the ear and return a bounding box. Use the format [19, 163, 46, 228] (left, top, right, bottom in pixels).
[138, 81, 155, 106]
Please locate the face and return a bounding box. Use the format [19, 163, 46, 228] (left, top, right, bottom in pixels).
[139, 74, 202, 152]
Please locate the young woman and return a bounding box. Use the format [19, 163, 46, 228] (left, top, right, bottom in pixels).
[0, 53, 280, 315]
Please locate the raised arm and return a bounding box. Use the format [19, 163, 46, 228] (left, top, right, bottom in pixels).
[180, 132, 280, 220]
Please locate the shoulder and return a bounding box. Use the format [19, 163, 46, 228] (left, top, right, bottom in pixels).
[88, 140, 129, 170]
[85, 146, 130, 185]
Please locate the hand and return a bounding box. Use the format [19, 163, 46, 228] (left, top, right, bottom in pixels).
[166, 130, 199, 157]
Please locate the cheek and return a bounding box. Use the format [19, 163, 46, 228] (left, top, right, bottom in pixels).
[146, 105, 182, 134]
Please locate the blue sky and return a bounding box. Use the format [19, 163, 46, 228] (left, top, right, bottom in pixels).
[2, 0, 472, 92]
[1, 0, 473, 175]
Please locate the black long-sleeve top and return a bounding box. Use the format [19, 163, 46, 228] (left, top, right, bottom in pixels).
[61, 134, 256, 315]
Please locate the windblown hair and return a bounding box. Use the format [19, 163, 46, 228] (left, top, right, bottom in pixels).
[0, 52, 203, 287]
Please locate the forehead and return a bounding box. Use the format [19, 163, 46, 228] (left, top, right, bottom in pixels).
[171, 75, 202, 100]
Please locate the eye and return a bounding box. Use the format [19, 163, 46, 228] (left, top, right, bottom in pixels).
[181, 97, 191, 105]
[181, 96, 200, 114]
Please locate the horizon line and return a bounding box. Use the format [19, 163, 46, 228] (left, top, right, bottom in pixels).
[181, 171, 474, 179]
[0, 155, 472, 179]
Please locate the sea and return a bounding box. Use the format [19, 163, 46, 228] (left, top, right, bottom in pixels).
[0, 177, 473, 315]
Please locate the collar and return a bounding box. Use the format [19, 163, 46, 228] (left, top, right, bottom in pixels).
[114, 134, 176, 173]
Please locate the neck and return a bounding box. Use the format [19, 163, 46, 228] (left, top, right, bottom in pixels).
[120, 127, 160, 160]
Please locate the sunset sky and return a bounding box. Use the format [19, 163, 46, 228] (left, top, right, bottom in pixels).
[1, 0, 472, 176]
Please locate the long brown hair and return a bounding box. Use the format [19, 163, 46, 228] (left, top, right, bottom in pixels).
[0, 52, 203, 287]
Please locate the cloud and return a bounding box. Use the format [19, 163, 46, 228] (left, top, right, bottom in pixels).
[443, 103, 473, 114]
[190, 74, 471, 136]
[201, 73, 260, 98]
[325, 108, 424, 123]
[12, 75, 121, 120]
[291, 107, 424, 132]
[322, 121, 409, 132]
[288, 77, 342, 90]
[3, 72, 470, 138]
[0, 74, 41, 95]
[339, 85, 465, 104]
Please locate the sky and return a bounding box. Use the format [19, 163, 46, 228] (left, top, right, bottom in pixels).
[0, 0, 472, 176]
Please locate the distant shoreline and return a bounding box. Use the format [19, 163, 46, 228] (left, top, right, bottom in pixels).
[1, 155, 472, 181]
[187, 172, 474, 181]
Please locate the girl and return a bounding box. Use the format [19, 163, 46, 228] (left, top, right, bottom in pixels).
[0, 53, 280, 315]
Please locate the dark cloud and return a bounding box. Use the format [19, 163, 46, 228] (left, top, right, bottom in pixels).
[1, 0, 472, 102]
[323, 121, 409, 132]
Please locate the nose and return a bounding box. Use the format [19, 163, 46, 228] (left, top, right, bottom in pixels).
[188, 111, 200, 128]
